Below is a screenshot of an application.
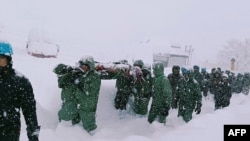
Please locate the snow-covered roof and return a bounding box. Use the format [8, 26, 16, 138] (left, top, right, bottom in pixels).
[154, 46, 189, 57]
[167, 46, 189, 56]
[150, 38, 190, 57]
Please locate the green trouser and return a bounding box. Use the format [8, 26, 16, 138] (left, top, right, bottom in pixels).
[178, 107, 193, 122]
[58, 101, 78, 121]
[148, 105, 166, 124]
[148, 112, 166, 123]
[79, 111, 97, 132]
[133, 97, 150, 115]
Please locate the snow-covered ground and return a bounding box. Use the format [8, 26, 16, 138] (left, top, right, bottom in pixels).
[1, 0, 250, 141]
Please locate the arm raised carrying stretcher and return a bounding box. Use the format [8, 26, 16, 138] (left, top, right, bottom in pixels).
[95, 61, 131, 79]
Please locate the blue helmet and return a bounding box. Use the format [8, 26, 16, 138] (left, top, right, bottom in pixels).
[201, 68, 206, 73]
[181, 67, 187, 74]
[0, 42, 13, 56]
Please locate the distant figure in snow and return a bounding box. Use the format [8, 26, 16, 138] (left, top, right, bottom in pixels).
[131, 60, 153, 117]
[148, 61, 172, 124]
[177, 68, 202, 122]
[214, 74, 232, 110]
[167, 65, 183, 109]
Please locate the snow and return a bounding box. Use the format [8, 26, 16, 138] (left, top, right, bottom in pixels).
[0, 0, 250, 141]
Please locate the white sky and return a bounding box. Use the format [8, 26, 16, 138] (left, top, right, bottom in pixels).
[1, 1, 250, 140]
[1, 0, 250, 65]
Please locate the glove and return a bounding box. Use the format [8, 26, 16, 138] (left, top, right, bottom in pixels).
[53, 64, 68, 75]
[194, 102, 202, 114]
[76, 81, 85, 91]
[70, 70, 81, 84]
[27, 126, 40, 141]
[195, 107, 201, 114]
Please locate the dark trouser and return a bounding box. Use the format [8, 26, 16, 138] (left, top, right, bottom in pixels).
[215, 98, 230, 109]
[148, 113, 166, 124]
[201, 86, 209, 97]
[114, 91, 130, 110]
[215, 98, 223, 110]
[0, 129, 20, 141]
[171, 90, 178, 109]
[133, 96, 150, 115]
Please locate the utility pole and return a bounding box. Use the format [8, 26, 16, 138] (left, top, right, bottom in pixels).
[231, 58, 236, 71]
[185, 45, 194, 65]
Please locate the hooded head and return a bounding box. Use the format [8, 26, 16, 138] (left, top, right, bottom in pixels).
[152, 61, 164, 77]
[78, 55, 95, 72]
[222, 73, 229, 83]
[133, 59, 144, 69]
[172, 65, 180, 75]
[0, 41, 13, 73]
[193, 65, 200, 72]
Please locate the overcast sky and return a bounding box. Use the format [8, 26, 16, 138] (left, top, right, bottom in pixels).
[1, 0, 250, 65]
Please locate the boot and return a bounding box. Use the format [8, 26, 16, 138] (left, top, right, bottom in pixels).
[72, 114, 80, 125]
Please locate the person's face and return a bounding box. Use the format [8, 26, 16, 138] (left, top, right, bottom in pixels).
[222, 77, 228, 83]
[183, 73, 189, 79]
[194, 68, 199, 72]
[80, 64, 89, 72]
[215, 73, 219, 77]
[0, 56, 8, 67]
[173, 68, 179, 74]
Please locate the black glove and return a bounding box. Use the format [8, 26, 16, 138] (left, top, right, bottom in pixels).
[70, 70, 82, 84]
[54, 64, 72, 75]
[195, 107, 201, 114]
[76, 81, 85, 91]
[194, 102, 202, 114]
[27, 126, 40, 141]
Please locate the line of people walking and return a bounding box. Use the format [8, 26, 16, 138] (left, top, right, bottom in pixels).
[53, 56, 250, 135]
